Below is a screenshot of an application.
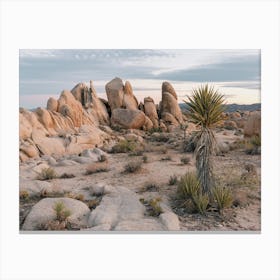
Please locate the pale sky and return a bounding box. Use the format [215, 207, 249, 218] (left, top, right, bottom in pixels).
[19, 49, 261, 108]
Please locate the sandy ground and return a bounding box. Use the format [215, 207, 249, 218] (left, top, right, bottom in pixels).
[19, 129, 261, 231]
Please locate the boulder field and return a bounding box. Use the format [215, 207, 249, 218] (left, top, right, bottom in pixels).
[19, 78, 260, 162]
[19, 78, 185, 161]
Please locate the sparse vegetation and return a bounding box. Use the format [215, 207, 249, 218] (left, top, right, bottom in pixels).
[124, 161, 142, 173]
[85, 162, 109, 175]
[168, 175, 178, 186]
[140, 197, 163, 217]
[140, 182, 159, 192]
[142, 155, 148, 163]
[177, 172, 201, 199]
[212, 186, 233, 212]
[160, 155, 172, 161]
[192, 193, 209, 215]
[180, 156, 191, 165]
[53, 201, 71, 222]
[60, 173, 75, 179]
[37, 167, 57, 180]
[111, 140, 137, 153]
[20, 190, 29, 200]
[64, 192, 85, 201]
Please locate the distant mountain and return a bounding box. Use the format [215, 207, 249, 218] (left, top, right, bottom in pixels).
[179, 103, 261, 113]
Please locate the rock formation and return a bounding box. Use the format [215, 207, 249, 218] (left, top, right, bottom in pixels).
[111, 109, 146, 129]
[144, 97, 159, 128]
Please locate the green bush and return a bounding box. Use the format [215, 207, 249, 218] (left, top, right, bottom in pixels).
[212, 186, 233, 212]
[37, 167, 57, 180]
[111, 140, 137, 153]
[124, 161, 142, 173]
[192, 193, 209, 215]
[53, 201, 71, 222]
[177, 172, 201, 199]
[168, 175, 178, 185]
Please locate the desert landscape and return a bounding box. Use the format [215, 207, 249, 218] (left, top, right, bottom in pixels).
[19, 78, 261, 232]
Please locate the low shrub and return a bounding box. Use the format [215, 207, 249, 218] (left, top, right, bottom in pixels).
[142, 155, 148, 163]
[37, 167, 57, 180]
[124, 161, 142, 173]
[65, 192, 85, 201]
[180, 156, 191, 165]
[141, 182, 159, 192]
[19, 190, 29, 200]
[212, 186, 233, 212]
[60, 173, 75, 179]
[192, 193, 209, 215]
[177, 172, 201, 199]
[85, 162, 109, 175]
[53, 201, 71, 222]
[148, 197, 163, 217]
[168, 175, 178, 186]
[111, 140, 137, 153]
[160, 155, 172, 161]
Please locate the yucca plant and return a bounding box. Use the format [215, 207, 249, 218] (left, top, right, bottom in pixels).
[212, 186, 233, 212]
[184, 84, 226, 194]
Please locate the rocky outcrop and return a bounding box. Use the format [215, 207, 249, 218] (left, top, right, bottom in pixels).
[123, 81, 138, 110]
[244, 112, 261, 137]
[111, 109, 146, 129]
[144, 97, 158, 128]
[160, 82, 183, 126]
[47, 97, 58, 112]
[105, 78, 139, 112]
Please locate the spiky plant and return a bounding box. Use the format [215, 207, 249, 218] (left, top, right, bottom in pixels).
[184, 84, 226, 194]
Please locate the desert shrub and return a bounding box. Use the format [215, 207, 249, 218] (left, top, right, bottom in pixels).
[65, 192, 84, 201]
[168, 175, 178, 186]
[53, 201, 71, 222]
[141, 182, 159, 192]
[98, 154, 108, 162]
[192, 193, 209, 215]
[129, 149, 144, 156]
[158, 146, 168, 154]
[149, 127, 163, 134]
[160, 155, 172, 161]
[19, 190, 29, 200]
[124, 161, 142, 173]
[182, 133, 197, 153]
[142, 155, 148, 163]
[111, 140, 137, 153]
[85, 162, 109, 175]
[177, 172, 201, 199]
[212, 186, 233, 212]
[150, 133, 169, 142]
[86, 198, 102, 210]
[245, 135, 261, 155]
[37, 167, 57, 180]
[60, 173, 75, 179]
[148, 197, 163, 217]
[180, 156, 191, 165]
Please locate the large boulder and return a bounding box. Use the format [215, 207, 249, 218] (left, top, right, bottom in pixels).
[123, 81, 138, 110]
[22, 198, 90, 230]
[111, 109, 146, 129]
[244, 112, 261, 137]
[161, 91, 183, 124]
[105, 77, 125, 110]
[144, 97, 159, 128]
[46, 97, 58, 112]
[71, 82, 94, 107]
[57, 90, 84, 127]
[162, 81, 178, 100]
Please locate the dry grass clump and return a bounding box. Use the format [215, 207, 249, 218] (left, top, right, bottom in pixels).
[85, 162, 109, 175]
[212, 186, 233, 212]
[59, 173, 75, 179]
[140, 197, 163, 217]
[124, 161, 142, 173]
[177, 172, 209, 215]
[168, 175, 178, 186]
[129, 149, 144, 156]
[64, 192, 85, 201]
[245, 135, 261, 155]
[20, 190, 29, 200]
[160, 155, 172, 161]
[111, 140, 137, 153]
[37, 167, 58, 180]
[140, 182, 159, 192]
[86, 198, 102, 210]
[142, 155, 148, 163]
[38, 201, 72, 231]
[180, 156, 191, 165]
[150, 133, 169, 143]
